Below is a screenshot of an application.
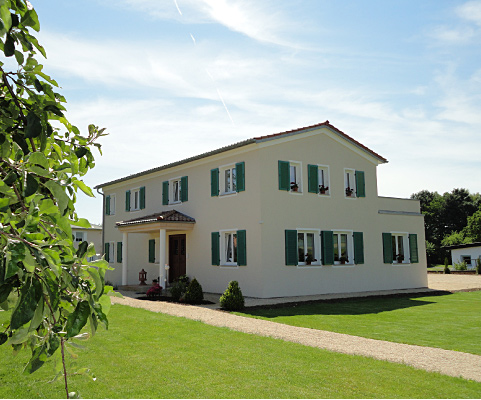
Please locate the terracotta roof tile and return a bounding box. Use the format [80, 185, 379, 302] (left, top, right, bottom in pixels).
[116, 210, 195, 227]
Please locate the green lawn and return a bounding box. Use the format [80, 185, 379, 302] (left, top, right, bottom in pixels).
[237, 291, 481, 355]
[1, 304, 480, 398]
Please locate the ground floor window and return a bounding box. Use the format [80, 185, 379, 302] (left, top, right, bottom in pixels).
[297, 231, 319, 265]
[211, 230, 247, 266]
[382, 232, 418, 264]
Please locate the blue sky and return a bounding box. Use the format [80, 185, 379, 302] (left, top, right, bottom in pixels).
[26, 0, 481, 224]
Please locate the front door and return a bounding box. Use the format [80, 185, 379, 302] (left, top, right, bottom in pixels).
[169, 234, 186, 283]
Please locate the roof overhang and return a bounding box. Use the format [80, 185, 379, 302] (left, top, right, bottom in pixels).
[115, 210, 195, 233]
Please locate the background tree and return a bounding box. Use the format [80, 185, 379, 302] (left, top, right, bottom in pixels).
[0, 1, 114, 398]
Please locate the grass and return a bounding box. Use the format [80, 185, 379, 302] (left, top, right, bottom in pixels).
[1, 304, 481, 398]
[427, 264, 451, 271]
[237, 291, 481, 355]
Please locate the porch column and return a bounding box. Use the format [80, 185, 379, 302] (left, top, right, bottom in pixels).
[122, 232, 128, 285]
[158, 229, 167, 288]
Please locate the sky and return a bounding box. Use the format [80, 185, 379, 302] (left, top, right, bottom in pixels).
[20, 0, 481, 224]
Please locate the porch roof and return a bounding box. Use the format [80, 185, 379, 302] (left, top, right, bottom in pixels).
[116, 210, 195, 230]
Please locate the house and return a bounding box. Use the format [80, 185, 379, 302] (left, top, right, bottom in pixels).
[72, 224, 102, 261]
[95, 121, 427, 298]
[444, 242, 481, 269]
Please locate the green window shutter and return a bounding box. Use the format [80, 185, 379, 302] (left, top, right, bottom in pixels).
[125, 190, 131, 212]
[308, 164, 319, 193]
[382, 233, 393, 263]
[211, 168, 219, 197]
[162, 181, 169, 205]
[285, 230, 298, 266]
[117, 242, 122, 263]
[237, 230, 247, 266]
[180, 176, 188, 202]
[235, 162, 245, 192]
[211, 232, 220, 266]
[105, 195, 111, 215]
[104, 242, 110, 262]
[321, 231, 334, 265]
[149, 239, 155, 263]
[278, 160, 290, 191]
[355, 170, 366, 197]
[409, 234, 419, 263]
[140, 186, 146, 209]
[353, 232, 364, 264]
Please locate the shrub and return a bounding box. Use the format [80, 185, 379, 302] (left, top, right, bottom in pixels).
[220, 281, 245, 311]
[183, 278, 204, 305]
[444, 257, 451, 274]
[477, 258, 481, 275]
[169, 275, 190, 302]
[453, 261, 468, 271]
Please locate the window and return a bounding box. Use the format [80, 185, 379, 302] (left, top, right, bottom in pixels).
[211, 230, 246, 266]
[211, 162, 245, 197]
[308, 164, 330, 195]
[284, 229, 321, 266]
[163, 177, 188, 205]
[278, 160, 302, 193]
[105, 194, 116, 215]
[319, 231, 364, 265]
[126, 186, 145, 211]
[382, 232, 419, 264]
[105, 241, 115, 264]
[74, 231, 85, 243]
[462, 256, 472, 266]
[344, 169, 365, 198]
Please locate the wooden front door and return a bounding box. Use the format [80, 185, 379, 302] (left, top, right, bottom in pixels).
[169, 234, 186, 283]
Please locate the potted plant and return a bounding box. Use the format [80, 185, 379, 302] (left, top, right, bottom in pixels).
[339, 255, 348, 264]
[305, 253, 316, 265]
[396, 254, 404, 264]
[319, 184, 329, 195]
[291, 182, 299, 192]
[345, 187, 354, 197]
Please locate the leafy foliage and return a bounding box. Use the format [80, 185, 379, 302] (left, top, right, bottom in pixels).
[0, 1, 115, 397]
[183, 277, 204, 305]
[219, 280, 245, 311]
[169, 275, 189, 302]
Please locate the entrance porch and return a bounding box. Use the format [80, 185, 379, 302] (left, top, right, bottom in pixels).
[116, 210, 195, 289]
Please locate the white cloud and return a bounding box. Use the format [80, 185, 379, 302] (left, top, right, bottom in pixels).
[457, 0, 481, 26]
[428, 26, 475, 44]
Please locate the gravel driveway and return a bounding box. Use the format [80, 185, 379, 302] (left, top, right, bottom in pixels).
[112, 274, 481, 382]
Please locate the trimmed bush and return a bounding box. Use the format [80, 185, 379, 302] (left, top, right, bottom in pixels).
[453, 261, 467, 271]
[444, 257, 451, 274]
[220, 281, 245, 311]
[477, 258, 481, 275]
[184, 278, 204, 305]
[169, 275, 190, 302]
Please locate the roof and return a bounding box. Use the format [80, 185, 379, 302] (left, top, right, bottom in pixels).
[96, 121, 387, 189]
[72, 224, 102, 230]
[116, 210, 195, 227]
[442, 242, 481, 250]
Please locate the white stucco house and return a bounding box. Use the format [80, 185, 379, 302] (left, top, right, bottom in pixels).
[72, 224, 102, 261]
[445, 242, 481, 269]
[95, 121, 427, 298]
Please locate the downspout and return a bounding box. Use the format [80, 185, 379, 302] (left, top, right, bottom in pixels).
[96, 187, 105, 258]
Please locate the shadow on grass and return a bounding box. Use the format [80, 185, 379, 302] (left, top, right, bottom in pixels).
[241, 291, 454, 318]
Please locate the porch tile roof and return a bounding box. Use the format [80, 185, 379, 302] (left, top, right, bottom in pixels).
[116, 210, 195, 227]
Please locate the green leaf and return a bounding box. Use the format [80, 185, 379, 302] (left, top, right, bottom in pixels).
[22, 248, 36, 272]
[23, 345, 48, 374]
[44, 180, 69, 214]
[11, 278, 43, 330]
[70, 218, 90, 228]
[28, 295, 44, 332]
[77, 241, 88, 259]
[9, 327, 29, 344]
[23, 173, 38, 197]
[75, 146, 88, 158]
[0, 282, 12, 303]
[87, 267, 103, 300]
[28, 152, 49, 169]
[0, 332, 7, 345]
[66, 300, 90, 338]
[25, 111, 42, 138]
[0, 4, 12, 33]
[73, 178, 94, 197]
[4, 34, 15, 57]
[21, 9, 40, 32]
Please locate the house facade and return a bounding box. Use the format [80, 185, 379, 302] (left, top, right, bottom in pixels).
[95, 121, 427, 298]
[72, 224, 103, 261]
[445, 242, 481, 269]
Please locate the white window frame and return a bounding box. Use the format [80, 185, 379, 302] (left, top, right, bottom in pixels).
[297, 229, 321, 267]
[317, 165, 330, 196]
[169, 177, 182, 204]
[109, 241, 115, 264]
[391, 232, 409, 264]
[344, 168, 356, 198]
[74, 231, 85, 243]
[220, 229, 238, 267]
[289, 161, 303, 193]
[131, 187, 141, 211]
[333, 230, 354, 265]
[109, 194, 116, 215]
[220, 164, 237, 196]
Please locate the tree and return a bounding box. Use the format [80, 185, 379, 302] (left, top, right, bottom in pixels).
[0, 2, 114, 397]
[463, 210, 481, 243]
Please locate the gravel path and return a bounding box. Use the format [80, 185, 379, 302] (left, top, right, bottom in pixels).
[111, 286, 481, 383]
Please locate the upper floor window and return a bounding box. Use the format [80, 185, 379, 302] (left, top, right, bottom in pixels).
[105, 194, 116, 215]
[211, 229, 247, 266]
[211, 162, 245, 197]
[278, 160, 302, 193]
[308, 164, 330, 195]
[163, 176, 188, 205]
[125, 186, 145, 212]
[74, 231, 85, 243]
[344, 169, 365, 198]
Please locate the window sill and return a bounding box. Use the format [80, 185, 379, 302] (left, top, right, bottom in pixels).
[220, 264, 239, 268]
[220, 191, 237, 197]
[298, 263, 322, 268]
[168, 201, 182, 206]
